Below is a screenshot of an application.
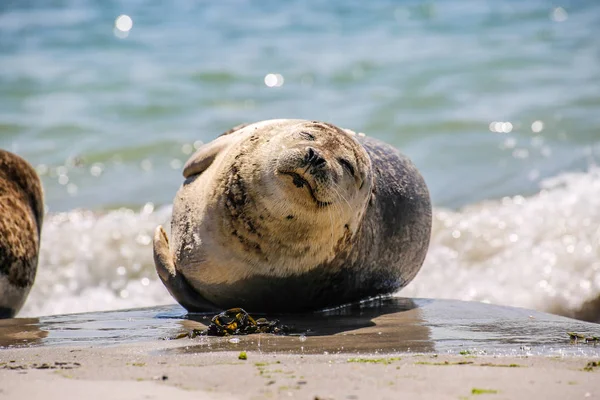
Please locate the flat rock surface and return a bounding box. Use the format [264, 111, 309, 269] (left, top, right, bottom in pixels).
[1, 298, 599, 399]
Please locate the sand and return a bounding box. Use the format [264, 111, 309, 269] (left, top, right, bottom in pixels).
[1, 344, 599, 400]
[1, 298, 599, 399]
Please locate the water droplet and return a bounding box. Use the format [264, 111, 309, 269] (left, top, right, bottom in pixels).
[264, 73, 284, 88]
[115, 14, 133, 32]
[90, 163, 104, 177]
[181, 144, 193, 155]
[501, 122, 513, 133]
[142, 202, 154, 214]
[531, 120, 544, 133]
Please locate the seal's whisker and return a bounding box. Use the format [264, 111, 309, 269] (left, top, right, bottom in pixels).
[331, 182, 352, 210]
[331, 183, 352, 212]
[325, 201, 335, 243]
[327, 186, 344, 220]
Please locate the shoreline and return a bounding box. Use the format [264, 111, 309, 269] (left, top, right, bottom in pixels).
[2, 343, 599, 400]
[1, 299, 599, 399]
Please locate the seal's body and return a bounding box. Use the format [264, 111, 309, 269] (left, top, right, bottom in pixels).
[154, 120, 431, 313]
[0, 150, 44, 318]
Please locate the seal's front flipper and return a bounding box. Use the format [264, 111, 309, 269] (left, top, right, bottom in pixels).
[153, 226, 221, 313]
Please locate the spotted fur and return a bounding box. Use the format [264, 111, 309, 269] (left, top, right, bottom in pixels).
[0, 150, 44, 318]
[154, 120, 431, 313]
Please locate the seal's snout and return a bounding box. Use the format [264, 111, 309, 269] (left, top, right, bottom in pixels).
[304, 147, 327, 170]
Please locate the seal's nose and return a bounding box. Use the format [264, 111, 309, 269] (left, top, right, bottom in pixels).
[305, 147, 327, 169]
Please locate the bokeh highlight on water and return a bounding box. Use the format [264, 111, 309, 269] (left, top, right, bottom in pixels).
[0, 1, 599, 320]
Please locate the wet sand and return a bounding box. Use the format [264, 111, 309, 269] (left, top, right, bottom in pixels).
[1, 298, 599, 399]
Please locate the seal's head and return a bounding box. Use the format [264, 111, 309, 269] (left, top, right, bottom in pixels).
[211, 120, 373, 276]
[269, 121, 372, 213]
[168, 120, 373, 285]
[240, 121, 373, 241]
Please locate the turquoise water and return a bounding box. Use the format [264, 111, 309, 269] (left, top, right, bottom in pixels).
[2, 0, 599, 211]
[1, 1, 600, 319]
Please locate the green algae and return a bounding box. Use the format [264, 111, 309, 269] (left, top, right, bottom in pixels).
[471, 388, 498, 395]
[347, 357, 401, 364]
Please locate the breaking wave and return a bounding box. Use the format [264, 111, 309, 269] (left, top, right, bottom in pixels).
[21, 169, 600, 322]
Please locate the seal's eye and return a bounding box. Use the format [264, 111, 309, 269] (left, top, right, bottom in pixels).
[338, 158, 355, 177]
[299, 131, 315, 141]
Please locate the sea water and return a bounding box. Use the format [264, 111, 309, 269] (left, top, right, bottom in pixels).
[0, 0, 599, 320]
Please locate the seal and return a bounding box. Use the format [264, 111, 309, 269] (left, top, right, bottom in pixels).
[0, 150, 44, 318]
[153, 119, 431, 313]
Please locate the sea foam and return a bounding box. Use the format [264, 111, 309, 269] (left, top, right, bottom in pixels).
[21, 204, 174, 317]
[21, 169, 600, 321]
[404, 167, 600, 322]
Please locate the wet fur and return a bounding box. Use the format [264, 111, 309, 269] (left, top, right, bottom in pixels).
[154, 120, 431, 312]
[0, 150, 44, 318]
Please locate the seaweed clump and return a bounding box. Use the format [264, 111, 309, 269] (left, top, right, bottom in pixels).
[173, 308, 291, 339]
[568, 332, 599, 344]
[583, 361, 599, 372]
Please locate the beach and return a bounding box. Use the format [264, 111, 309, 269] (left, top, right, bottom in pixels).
[1, 299, 599, 399]
[3, 348, 599, 400]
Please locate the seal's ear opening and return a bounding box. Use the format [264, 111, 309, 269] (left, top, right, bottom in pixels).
[183, 133, 239, 178]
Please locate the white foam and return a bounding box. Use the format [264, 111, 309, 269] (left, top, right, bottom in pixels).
[20, 205, 175, 317]
[403, 167, 600, 321]
[20, 169, 600, 319]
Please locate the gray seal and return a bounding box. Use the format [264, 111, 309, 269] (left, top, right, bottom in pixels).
[153, 119, 431, 313]
[0, 150, 44, 318]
